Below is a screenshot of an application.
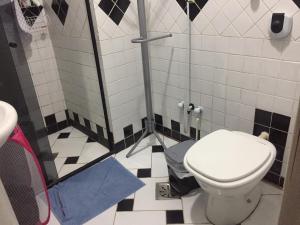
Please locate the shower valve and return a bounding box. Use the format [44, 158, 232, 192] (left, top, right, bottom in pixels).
[187, 103, 195, 114]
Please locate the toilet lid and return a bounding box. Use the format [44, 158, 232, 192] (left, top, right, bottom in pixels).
[185, 130, 273, 183]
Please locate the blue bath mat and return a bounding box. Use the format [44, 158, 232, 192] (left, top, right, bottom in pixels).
[49, 158, 144, 225]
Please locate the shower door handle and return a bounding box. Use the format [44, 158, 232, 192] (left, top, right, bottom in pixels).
[131, 33, 172, 43]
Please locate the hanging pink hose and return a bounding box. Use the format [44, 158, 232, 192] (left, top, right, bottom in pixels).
[0, 125, 50, 225]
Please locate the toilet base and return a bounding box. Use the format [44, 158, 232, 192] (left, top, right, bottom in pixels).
[206, 185, 261, 225]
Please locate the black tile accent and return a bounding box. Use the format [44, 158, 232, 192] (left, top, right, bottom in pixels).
[166, 210, 184, 224]
[114, 140, 125, 152]
[156, 124, 164, 133]
[142, 117, 147, 130]
[275, 144, 285, 161]
[293, 0, 300, 8]
[110, 6, 124, 25]
[134, 130, 143, 142]
[171, 120, 180, 132]
[163, 127, 172, 138]
[65, 110, 70, 121]
[269, 128, 288, 147]
[84, 118, 91, 130]
[188, 3, 200, 21]
[98, 0, 130, 25]
[125, 135, 134, 147]
[65, 157, 79, 164]
[195, 0, 209, 9]
[270, 160, 283, 175]
[254, 109, 272, 127]
[279, 177, 285, 187]
[172, 131, 181, 142]
[51, 1, 60, 14]
[51, 0, 69, 25]
[176, 0, 207, 21]
[137, 168, 151, 178]
[181, 134, 191, 142]
[116, 0, 130, 12]
[117, 199, 134, 211]
[97, 125, 104, 137]
[152, 145, 164, 153]
[155, 114, 163, 125]
[264, 172, 280, 185]
[73, 112, 79, 123]
[99, 0, 114, 15]
[87, 137, 96, 143]
[45, 114, 57, 126]
[57, 132, 70, 139]
[271, 113, 291, 132]
[253, 123, 270, 136]
[124, 124, 133, 138]
[47, 124, 59, 135]
[176, 0, 186, 10]
[58, 120, 68, 130]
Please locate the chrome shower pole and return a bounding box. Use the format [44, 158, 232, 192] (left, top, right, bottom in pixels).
[126, 0, 171, 158]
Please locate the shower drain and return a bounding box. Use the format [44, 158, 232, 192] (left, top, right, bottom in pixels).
[155, 182, 181, 200]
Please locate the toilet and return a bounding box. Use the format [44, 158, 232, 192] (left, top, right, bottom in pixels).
[183, 129, 276, 225]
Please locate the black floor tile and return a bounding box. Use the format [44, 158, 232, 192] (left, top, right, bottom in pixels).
[116, 199, 134, 211]
[58, 132, 70, 139]
[137, 168, 151, 178]
[166, 210, 184, 224]
[87, 137, 96, 143]
[152, 145, 164, 153]
[64, 157, 79, 164]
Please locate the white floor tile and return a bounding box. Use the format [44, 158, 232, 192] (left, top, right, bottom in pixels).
[243, 195, 282, 225]
[260, 181, 283, 195]
[115, 145, 152, 169]
[151, 152, 169, 178]
[77, 143, 110, 164]
[134, 177, 182, 211]
[114, 211, 166, 225]
[48, 133, 59, 147]
[182, 189, 209, 224]
[54, 157, 66, 173]
[58, 164, 85, 178]
[84, 205, 117, 225]
[52, 137, 86, 157]
[69, 128, 88, 138]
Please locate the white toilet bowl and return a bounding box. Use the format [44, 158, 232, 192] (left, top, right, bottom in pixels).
[183, 130, 276, 225]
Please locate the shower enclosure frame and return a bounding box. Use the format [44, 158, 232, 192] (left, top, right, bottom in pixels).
[126, 0, 172, 158]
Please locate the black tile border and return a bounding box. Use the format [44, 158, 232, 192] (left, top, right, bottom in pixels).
[85, 0, 114, 150]
[117, 199, 134, 211]
[45, 112, 69, 135]
[253, 108, 291, 188]
[68, 110, 109, 149]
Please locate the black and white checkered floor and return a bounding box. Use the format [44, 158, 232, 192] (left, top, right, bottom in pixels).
[48, 127, 283, 225]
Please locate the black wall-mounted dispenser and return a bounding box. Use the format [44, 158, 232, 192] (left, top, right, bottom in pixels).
[269, 13, 293, 39]
[271, 13, 285, 33]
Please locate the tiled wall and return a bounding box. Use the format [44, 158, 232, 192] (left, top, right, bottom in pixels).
[147, 0, 300, 182]
[92, 0, 146, 144]
[19, 14, 67, 125]
[44, 0, 108, 136]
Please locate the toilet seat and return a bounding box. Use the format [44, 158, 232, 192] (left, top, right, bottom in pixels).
[185, 130, 274, 183]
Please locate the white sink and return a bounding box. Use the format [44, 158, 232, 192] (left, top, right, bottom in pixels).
[0, 101, 18, 148]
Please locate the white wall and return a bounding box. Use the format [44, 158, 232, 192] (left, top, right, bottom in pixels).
[93, 0, 145, 143]
[19, 19, 66, 123]
[148, 0, 300, 179]
[44, 0, 107, 133]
